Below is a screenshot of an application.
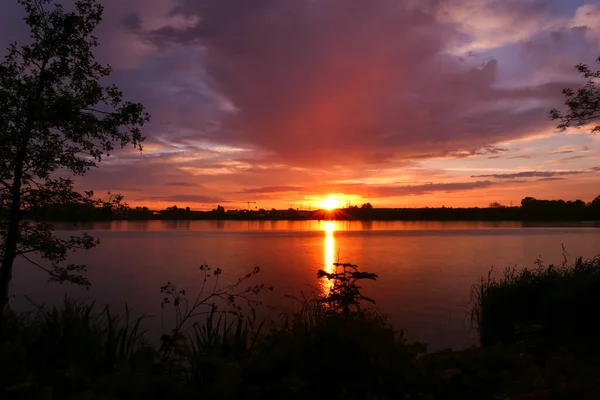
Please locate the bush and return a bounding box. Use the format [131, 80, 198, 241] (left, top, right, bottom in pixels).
[471, 256, 600, 346]
[0, 297, 158, 398]
[234, 263, 426, 399]
[0, 263, 429, 399]
[5, 258, 600, 399]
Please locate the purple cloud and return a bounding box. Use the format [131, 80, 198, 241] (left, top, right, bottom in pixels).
[137, 0, 582, 166]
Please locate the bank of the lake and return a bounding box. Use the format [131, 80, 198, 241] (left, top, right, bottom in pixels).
[3, 256, 600, 399]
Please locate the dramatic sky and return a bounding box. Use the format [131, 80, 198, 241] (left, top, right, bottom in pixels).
[2, 0, 600, 210]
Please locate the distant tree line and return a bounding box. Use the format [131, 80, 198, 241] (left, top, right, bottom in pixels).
[5, 195, 600, 222]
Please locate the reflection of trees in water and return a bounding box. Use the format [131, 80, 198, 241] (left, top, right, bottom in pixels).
[361, 220, 373, 230]
[164, 220, 191, 230]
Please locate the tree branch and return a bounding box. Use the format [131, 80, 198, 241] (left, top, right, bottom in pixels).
[12, 47, 43, 70]
[19, 252, 52, 275]
[82, 108, 112, 115]
[0, 179, 11, 190]
[16, 248, 42, 256]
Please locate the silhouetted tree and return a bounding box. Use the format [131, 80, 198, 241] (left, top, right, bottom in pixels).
[0, 0, 149, 321]
[551, 56, 600, 133]
[317, 263, 378, 321]
[489, 202, 505, 208]
[521, 197, 537, 207]
[361, 203, 373, 209]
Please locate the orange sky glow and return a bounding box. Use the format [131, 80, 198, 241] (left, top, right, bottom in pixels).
[3, 0, 598, 210]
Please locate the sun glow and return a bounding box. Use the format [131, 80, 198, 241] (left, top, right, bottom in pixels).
[322, 221, 336, 293]
[320, 196, 340, 211]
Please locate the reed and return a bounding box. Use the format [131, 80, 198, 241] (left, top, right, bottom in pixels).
[471, 255, 600, 346]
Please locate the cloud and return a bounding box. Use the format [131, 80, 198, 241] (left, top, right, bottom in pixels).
[138, 0, 577, 167]
[353, 181, 496, 197]
[507, 155, 532, 159]
[165, 182, 199, 187]
[412, 146, 510, 160]
[552, 150, 575, 154]
[143, 194, 227, 203]
[437, 0, 562, 52]
[471, 168, 600, 179]
[239, 186, 304, 194]
[535, 177, 566, 182]
[562, 155, 589, 161]
[237, 180, 498, 198]
[2, 0, 599, 209]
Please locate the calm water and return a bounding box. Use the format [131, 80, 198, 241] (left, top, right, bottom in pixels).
[11, 220, 600, 351]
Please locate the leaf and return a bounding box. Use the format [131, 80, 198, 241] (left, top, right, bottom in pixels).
[0, 0, 150, 300]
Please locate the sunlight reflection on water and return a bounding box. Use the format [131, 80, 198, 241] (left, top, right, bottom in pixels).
[321, 221, 336, 293]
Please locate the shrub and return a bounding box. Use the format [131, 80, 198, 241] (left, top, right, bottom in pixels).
[471, 256, 600, 346]
[1, 263, 430, 399]
[0, 297, 152, 398]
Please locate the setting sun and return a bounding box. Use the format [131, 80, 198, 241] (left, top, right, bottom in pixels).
[320, 196, 340, 211]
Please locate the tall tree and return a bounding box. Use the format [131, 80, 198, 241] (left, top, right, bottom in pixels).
[550, 56, 600, 133]
[0, 0, 149, 321]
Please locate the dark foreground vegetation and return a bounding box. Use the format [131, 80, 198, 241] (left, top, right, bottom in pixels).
[472, 255, 600, 347]
[3, 258, 600, 399]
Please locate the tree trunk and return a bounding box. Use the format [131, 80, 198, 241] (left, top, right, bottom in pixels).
[1, 52, 49, 327]
[0, 152, 25, 327]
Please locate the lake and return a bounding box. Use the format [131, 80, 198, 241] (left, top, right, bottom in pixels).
[11, 220, 600, 351]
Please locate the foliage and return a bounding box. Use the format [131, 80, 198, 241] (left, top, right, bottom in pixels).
[0, 263, 428, 399]
[4, 262, 600, 398]
[0, 263, 273, 398]
[317, 262, 378, 320]
[0, 0, 149, 318]
[0, 296, 153, 398]
[551, 56, 600, 133]
[158, 265, 272, 365]
[255, 292, 426, 399]
[592, 195, 600, 210]
[211, 263, 424, 399]
[471, 255, 600, 347]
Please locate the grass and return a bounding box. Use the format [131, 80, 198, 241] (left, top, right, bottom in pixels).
[471, 255, 600, 347]
[2, 259, 600, 399]
[243, 290, 427, 399]
[0, 296, 165, 399]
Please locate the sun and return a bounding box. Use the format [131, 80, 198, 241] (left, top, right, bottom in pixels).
[320, 196, 340, 211]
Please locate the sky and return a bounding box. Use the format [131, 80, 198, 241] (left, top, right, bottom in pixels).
[1, 0, 600, 210]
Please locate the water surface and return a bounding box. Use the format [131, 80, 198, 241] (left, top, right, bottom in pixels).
[12, 220, 600, 350]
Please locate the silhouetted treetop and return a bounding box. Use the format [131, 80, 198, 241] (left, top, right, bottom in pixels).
[551, 56, 600, 133]
[0, 0, 149, 322]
